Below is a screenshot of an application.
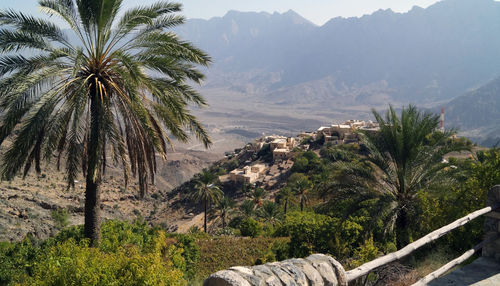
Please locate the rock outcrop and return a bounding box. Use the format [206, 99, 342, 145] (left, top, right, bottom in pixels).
[204, 253, 347, 286]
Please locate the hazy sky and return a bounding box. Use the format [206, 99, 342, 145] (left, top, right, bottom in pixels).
[1, 0, 442, 25]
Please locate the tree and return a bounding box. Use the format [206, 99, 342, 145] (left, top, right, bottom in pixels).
[190, 171, 223, 233]
[340, 105, 469, 248]
[289, 173, 311, 211]
[250, 187, 265, 207]
[216, 196, 235, 229]
[258, 200, 281, 225]
[240, 200, 254, 218]
[277, 187, 294, 214]
[0, 0, 211, 246]
[240, 182, 253, 197]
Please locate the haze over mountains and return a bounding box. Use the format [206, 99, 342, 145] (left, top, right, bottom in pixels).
[173, 0, 500, 145]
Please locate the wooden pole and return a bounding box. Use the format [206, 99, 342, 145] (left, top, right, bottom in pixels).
[411, 234, 499, 286]
[345, 204, 499, 282]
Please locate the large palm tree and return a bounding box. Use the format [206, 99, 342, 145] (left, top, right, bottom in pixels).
[0, 0, 211, 246]
[190, 171, 223, 233]
[336, 105, 468, 248]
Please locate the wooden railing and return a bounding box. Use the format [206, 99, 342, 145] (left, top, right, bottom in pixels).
[345, 185, 500, 285]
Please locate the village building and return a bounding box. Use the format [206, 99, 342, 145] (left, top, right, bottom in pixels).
[273, 148, 293, 161]
[229, 163, 267, 184]
[298, 132, 317, 140]
[316, 120, 380, 145]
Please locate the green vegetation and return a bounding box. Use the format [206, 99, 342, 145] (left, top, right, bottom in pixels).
[216, 196, 236, 229]
[0, 0, 211, 246]
[194, 236, 290, 282]
[50, 208, 69, 229]
[0, 220, 292, 285]
[0, 220, 189, 285]
[239, 218, 262, 238]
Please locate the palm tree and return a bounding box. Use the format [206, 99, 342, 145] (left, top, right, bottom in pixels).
[258, 200, 281, 225]
[277, 187, 294, 214]
[313, 169, 335, 202]
[0, 0, 211, 246]
[240, 182, 253, 197]
[190, 171, 223, 233]
[250, 187, 265, 207]
[240, 200, 255, 218]
[216, 196, 235, 229]
[289, 173, 311, 211]
[340, 105, 468, 248]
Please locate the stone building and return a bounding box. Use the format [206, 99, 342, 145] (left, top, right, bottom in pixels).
[229, 164, 267, 184]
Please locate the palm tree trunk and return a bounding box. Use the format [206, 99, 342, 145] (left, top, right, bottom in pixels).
[204, 198, 208, 233]
[396, 209, 409, 249]
[300, 197, 304, 212]
[222, 213, 226, 229]
[84, 91, 102, 247]
[284, 199, 288, 214]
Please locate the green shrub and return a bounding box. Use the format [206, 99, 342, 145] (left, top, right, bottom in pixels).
[275, 211, 340, 258]
[0, 220, 189, 285]
[25, 236, 186, 286]
[168, 233, 201, 279]
[239, 218, 262, 238]
[50, 208, 69, 229]
[270, 239, 290, 261]
[0, 235, 40, 285]
[349, 235, 379, 268]
[194, 237, 289, 281]
[228, 216, 244, 228]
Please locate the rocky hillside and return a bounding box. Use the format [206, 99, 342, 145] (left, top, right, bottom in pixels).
[0, 148, 220, 242]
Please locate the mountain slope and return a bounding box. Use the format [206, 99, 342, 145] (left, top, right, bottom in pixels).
[443, 77, 500, 145]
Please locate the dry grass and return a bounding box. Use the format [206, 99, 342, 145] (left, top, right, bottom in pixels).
[385, 248, 456, 285]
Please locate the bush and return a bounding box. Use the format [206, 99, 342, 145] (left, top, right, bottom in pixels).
[25, 237, 186, 286]
[168, 233, 201, 279]
[239, 218, 262, 238]
[50, 208, 69, 229]
[228, 216, 244, 228]
[275, 212, 340, 258]
[0, 220, 189, 285]
[194, 236, 289, 281]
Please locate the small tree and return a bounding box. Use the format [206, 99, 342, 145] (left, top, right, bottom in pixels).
[289, 173, 311, 211]
[277, 187, 294, 214]
[258, 201, 281, 225]
[216, 196, 235, 229]
[250, 187, 265, 207]
[190, 171, 223, 233]
[240, 200, 254, 218]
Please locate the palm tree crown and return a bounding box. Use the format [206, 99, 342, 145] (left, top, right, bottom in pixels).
[0, 0, 211, 245]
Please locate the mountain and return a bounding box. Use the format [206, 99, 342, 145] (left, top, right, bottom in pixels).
[443, 77, 500, 145]
[177, 0, 500, 106]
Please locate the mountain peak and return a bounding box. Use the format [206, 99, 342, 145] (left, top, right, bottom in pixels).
[282, 9, 315, 26]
